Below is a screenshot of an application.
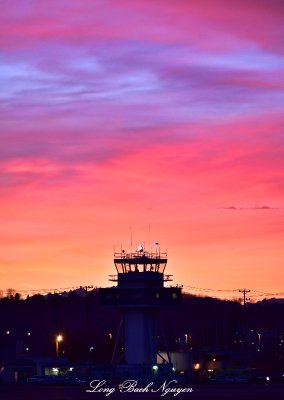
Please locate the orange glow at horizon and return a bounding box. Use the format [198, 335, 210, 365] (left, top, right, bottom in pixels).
[1, 132, 283, 299]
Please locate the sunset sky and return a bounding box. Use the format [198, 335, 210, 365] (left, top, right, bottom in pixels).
[1, 0, 283, 300]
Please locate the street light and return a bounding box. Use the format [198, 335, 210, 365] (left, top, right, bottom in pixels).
[55, 334, 63, 357]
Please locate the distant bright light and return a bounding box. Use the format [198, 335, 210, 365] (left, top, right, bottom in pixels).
[193, 363, 200, 370]
[6, 330, 10, 335]
[138, 245, 144, 252]
[52, 368, 59, 372]
[265, 376, 270, 381]
[27, 332, 31, 336]
[152, 365, 158, 371]
[56, 335, 63, 342]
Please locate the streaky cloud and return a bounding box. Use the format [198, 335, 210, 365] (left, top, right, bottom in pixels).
[221, 205, 279, 210]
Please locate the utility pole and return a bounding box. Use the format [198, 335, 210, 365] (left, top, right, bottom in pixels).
[239, 289, 251, 305]
[81, 285, 94, 297]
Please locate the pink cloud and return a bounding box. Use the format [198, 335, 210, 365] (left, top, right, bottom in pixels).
[0, 0, 283, 53]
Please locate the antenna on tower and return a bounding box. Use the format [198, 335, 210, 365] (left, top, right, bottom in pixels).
[130, 224, 133, 254]
[148, 224, 151, 253]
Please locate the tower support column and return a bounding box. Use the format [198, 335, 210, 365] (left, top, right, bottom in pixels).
[124, 310, 157, 365]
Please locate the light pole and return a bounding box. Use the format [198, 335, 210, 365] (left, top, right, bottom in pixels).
[80, 285, 94, 359]
[55, 334, 63, 357]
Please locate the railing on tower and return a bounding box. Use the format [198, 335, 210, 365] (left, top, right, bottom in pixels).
[113, 246, 168, 274]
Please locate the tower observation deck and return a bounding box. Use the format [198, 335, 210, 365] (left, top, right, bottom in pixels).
[100, 245, 182, 368]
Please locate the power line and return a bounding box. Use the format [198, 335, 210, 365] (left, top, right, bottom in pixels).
[1, 284, 283, 301]
[0, 286, 96, 298]
[182, 285, 284, 298]
[182, 285, 237, 293]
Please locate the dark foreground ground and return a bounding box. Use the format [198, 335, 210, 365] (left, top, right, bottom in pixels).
[0, 384, 283, 400]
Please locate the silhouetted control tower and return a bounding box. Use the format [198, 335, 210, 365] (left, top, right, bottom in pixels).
[100, 245, 181, 369]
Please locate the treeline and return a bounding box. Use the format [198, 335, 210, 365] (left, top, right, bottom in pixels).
[0, 290, 283, 366]
[0, 288, 21, 301]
